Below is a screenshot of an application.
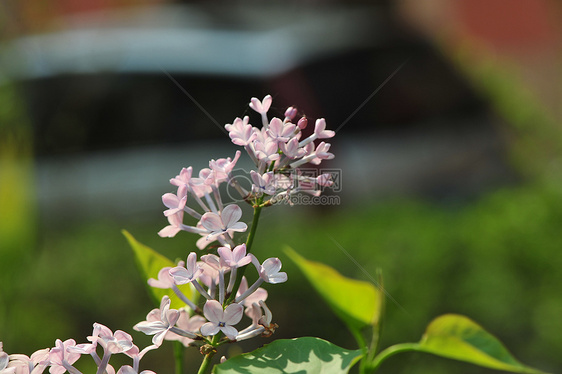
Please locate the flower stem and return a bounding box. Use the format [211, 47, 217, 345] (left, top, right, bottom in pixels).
[246, 203, 263, 251]
[174, 341, 184, 374]
[367, 343, 419, 372]
[350, 329, 368, 374]
[197, 335, 221, 374]
[367, 269, 385, 363]
[197, 352, 213, 374]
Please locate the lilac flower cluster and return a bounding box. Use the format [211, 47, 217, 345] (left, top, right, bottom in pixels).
[0, 326, 155, 374]
[158, 95, 335, 249]
[136, 95, 334, 361]
[137, 244, 284, 345]
[0, 95, 336, 374]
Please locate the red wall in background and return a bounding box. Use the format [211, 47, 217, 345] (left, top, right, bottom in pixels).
[456, 0, 560, 50]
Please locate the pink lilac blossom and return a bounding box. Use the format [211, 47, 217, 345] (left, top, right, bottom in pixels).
[249, 95, 272, 128]
[225, 117, 256, 146]
[195, 222, 236, 250]
[96, 330, 134, 355]
[279, 138, 306, 159]
[250, 171, 277, 196]
[249, 95, 272, 115]
[188, 169, 213, 199]
[80, 326, 135, 374]
[235, 257, 286, 304]
[196, 259, 220, 288]
[142, 308, 203, 347]
[162, 186, 187, 217]
[200, 254, 226, 273]
[220, 94, 337, 206]
[266, 118, 295, 145]
[157, 211, 184, 238]
[298, 118, 334, 147]
[252, 256, 288, 284]
[169, 253, 202, 285]
[148, 94, 334, 357]
[200, 300, 244, 340]
[170, 167, 192, 187]
[0, 347, 14, 374]
[217, 244, 253, 295]
[6, 348, 50, 374]
[148, 262, 200, 312]
[157, 211, 209, 239]
[207, 152, 241, 185]
[170, 253, 211, 301]
[236, 277, 268, 309]
[313, 118, 335, 139]
[253, 138, 281, 167]
[289, 141, 334, 168]
[48, 339, 81, 374]
[217, 244, 252, 269]
[200, 204, 247, 242]
[134, 296, 180, 347]
[68, 323, 112, 358]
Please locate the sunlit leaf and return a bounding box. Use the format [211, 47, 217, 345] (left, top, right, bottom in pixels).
[122, 230, 193, 309]
[417, 314, 548, 373]
[285, 247, 381, 333]
[214, 337, 362, 374]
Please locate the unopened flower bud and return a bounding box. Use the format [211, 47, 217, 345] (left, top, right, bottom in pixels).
[297, 117, 308, 130]
[284, 106, 297, 121]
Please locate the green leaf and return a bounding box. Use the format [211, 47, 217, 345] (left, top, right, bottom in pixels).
[213, 337, 362, 374]
[122, 230, 193, 309]
[285, 247, 381, 333]
[417, 314, 548, 373]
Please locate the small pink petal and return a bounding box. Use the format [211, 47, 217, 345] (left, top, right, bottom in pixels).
[169, 267, 192, 284]
[203, 300, 224, 323]
[221, 205, 242, 227]
[220, 325, 238, 340]
[223, 304, 244, 325]
[262, 258, 282, 275]
[165, 309, 180, 326]
[232, 244, 247, 261]
[158, 226, 181, 238]
[268, 272, 288, 284]
[200, 213, 223, 231]
[261, 95, 272, 112]
[227, 222, 247, 232]
[200, 322, 220, 337]
[162, 193, 179, 209]
[244, 287, 268, 307]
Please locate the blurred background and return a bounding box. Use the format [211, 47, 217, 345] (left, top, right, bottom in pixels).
[1, 0, 562, 373]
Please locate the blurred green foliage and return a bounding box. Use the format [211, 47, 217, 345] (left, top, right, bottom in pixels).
[256, 184, 562, 374]
[0, 82, 36, 347]
[450, 41, 562, 180]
